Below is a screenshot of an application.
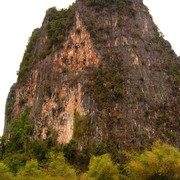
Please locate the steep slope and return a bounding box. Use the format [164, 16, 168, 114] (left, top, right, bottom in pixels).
[4, 0, 179, 151]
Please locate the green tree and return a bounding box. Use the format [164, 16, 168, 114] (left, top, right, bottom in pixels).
[81, 153, 119, 180]
[3, 153, 26, 174]
[0, 162, 13, 180]
[7, 108, 33, 153]
[0, 136, 6, 159]
[31, 140, 48, 162]
[16, 159, 45, 180]
[125, 141, 180, 180]
[45, 152, 78, 180]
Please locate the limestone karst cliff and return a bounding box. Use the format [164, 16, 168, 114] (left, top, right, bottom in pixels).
[4, 0, 179, 151]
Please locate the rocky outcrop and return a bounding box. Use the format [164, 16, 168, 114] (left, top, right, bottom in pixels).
[5, 11, 99, 144]
[4, 0, 179, 150]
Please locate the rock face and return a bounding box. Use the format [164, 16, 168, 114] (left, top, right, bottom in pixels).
[5, 10, 99, 144]
[4, 0, 179, 150]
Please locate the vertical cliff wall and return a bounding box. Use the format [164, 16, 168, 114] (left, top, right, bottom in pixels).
[4, 0, 179, 151]
[5, 9, 100, 144]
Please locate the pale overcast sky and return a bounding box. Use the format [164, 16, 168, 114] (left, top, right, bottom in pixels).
[0, 0, 179, 135]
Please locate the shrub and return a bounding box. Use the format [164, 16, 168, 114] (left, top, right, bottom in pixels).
[44, 5, 75, 55]
[45, 152, 78, 180]
[81, 153, 120, 180]
[63, 140, 77, 163]
[31, 140, 48, 162]
[85, 59, 124, 110]
[3, 153, 26, 174]
[18, 28, 40, 83]
[19, 98, 27, 107]
[7, 108, 33, 153]
[73, 112, 91, 142]
[125, 141, 180, 180]
[18, 4, 75, 84]
[0, 162, 13, 180]
[16, 159, 45, 179]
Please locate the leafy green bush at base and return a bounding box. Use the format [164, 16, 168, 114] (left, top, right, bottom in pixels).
[3, 153, 26, 174]
[125, 141, 180, 180]
[6, 108, 33, 153]
[45, 152, 78, 180]
[0, 140, 180, 179]
[0, 162, 13, 180]
[1, 109, 180, 179]
[81, 154, 120, 180]
[16, 159, 45, 180]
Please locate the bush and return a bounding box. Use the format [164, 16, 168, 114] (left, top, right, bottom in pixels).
[18, 28, 40, 83]
[18, 4, 75, 84]
[81, 0, 124, 10]
[7, 108, 33, 152]
[3, 153, 26, 174]
[45, 152, 78, 180]
[63, 140, 77, 163]
[19, 98, 27, 107]
[73, 112, 91, 142]
[85, 59, 124, 110]
[31, 140, 48, 162]
[0, 162, 13, 180]
[44, 5, 75, 56]
[16, 159, 45, 179]
[125, 141, 180, 180]
[81, 153, 119, 180]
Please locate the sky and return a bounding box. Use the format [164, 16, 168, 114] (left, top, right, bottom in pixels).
[0, 0, 179, 136]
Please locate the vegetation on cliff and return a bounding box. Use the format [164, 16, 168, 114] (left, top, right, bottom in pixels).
[17, 4, 75, 84]
[42, 4, 75, 57]
[0, 137, 180, 179]
[1, 111, 180, 179]
[17, 28, 40, 84]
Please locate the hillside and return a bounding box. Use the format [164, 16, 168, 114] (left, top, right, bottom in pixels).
[4, 0, 180, 153]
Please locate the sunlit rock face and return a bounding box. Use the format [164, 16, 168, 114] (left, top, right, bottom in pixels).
[5, 12, 99, 144]
[4, 0, 179, 150]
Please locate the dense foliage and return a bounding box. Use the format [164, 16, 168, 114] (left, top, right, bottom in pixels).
[1, 112, 179, 179]
[81, 0, 136, 47]
[17, 28, 40, 84]
[42, 5, 75, 57]
[81, 154, 120, 180]
[18, 4, 75, 84]
[7, 108, 33, 153]
[85, 58, 124, 110]
[125, 141, 180, 180]
[0, 162, 14, 179]
[73, 112, 92, 144]
[80, 0, 127, 11]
